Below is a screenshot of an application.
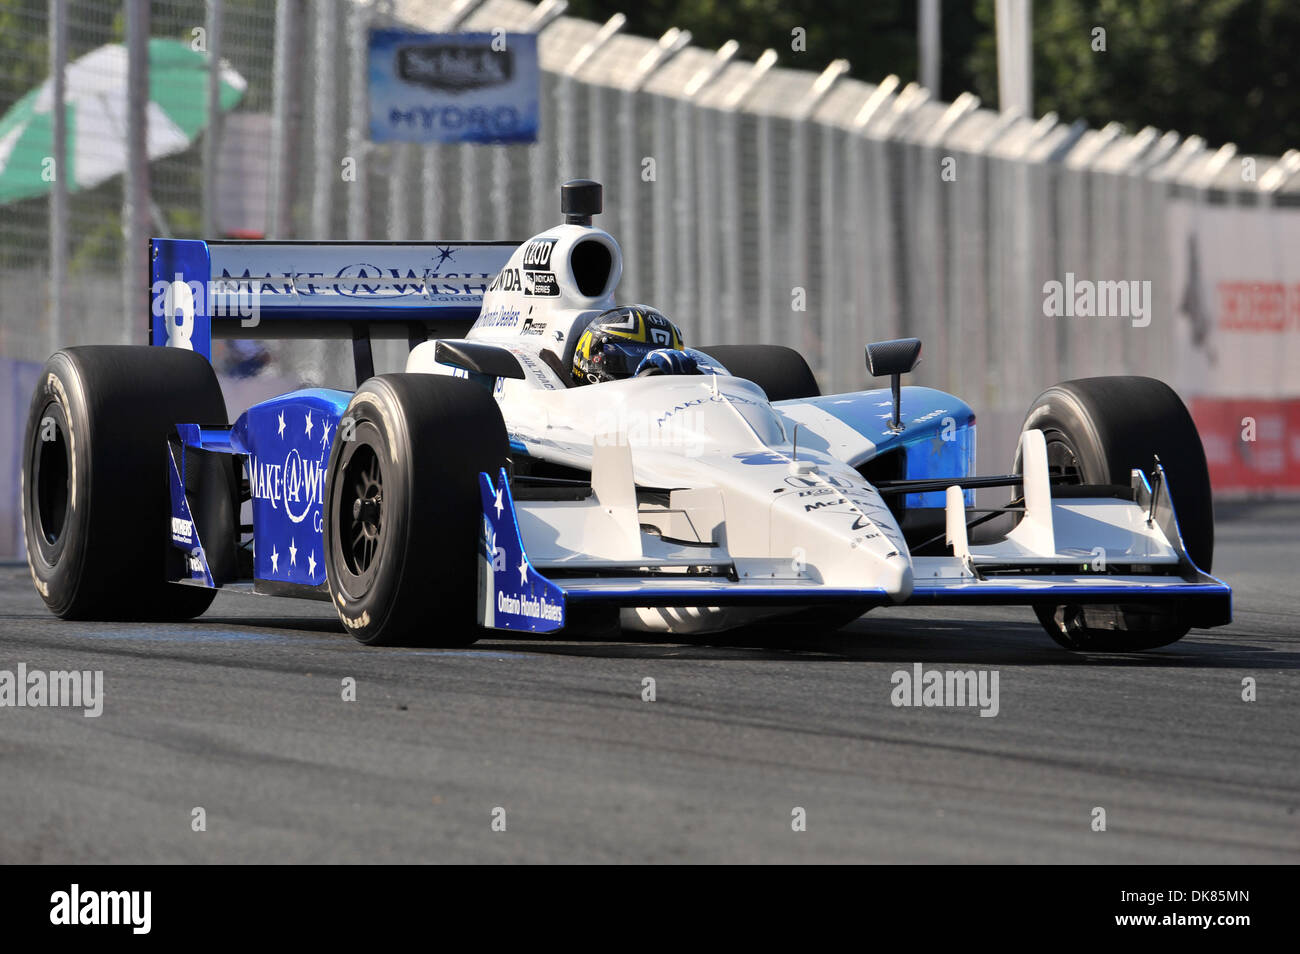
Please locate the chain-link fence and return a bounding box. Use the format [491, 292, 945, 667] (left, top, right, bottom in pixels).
[3, 0, 1300, 470]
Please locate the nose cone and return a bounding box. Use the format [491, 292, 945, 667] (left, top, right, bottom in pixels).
[843, 523, 913, 601]
[879, 550, 914, 602]
[768, 480, 914, 599]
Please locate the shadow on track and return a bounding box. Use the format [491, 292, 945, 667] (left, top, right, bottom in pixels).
[165, 612, 1300, 670]
[201, 615, 346, 635]
[480, 615, 1300, 669]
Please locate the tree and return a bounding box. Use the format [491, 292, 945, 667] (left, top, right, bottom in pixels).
[970, 0, 1300, 156]
[566, 0, 1300, 156]
[564, 0, 983, 103]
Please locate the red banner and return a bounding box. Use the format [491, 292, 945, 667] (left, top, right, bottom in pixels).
[1191, 398, 1300, 494]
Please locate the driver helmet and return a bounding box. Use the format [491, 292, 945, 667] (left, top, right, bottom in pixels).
[571, 305, 685, 385]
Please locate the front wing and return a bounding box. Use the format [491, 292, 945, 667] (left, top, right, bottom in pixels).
[476, 464, 1232, 635]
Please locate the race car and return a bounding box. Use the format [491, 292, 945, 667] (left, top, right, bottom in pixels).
[21, 179, 1230, 652]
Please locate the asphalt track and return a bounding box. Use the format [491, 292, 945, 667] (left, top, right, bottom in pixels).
[0, 502, 1297, 864]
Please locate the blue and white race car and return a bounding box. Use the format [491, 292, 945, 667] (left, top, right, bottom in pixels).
[21, 180, 1230, 651]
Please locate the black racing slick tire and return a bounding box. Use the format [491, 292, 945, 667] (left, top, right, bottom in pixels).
[697, 345, 820, 402]
[1014, 375, 1214, 652]
[323, 374, 508, 647]
[21, 346, 231, 621]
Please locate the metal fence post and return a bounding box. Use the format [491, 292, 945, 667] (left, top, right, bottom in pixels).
[390, 146, 415, 239]
[651, 90, 672, 306]
[849, 76, 900, 363]
[311, 1, 337, 240]
[123, 0, 150, 343]
[620, 28, 691, 300]
[727, 50, 776, 347]
[48, 0, 68, 351]
[550, 73, 577, 224]
[556, 14, 623, 212]
[416, 0, 488, 241]
[421, 148, 444, 241]
[388, 0, 416, 239]
[995, 0, 1032, 117]
[790, 60, 848, 375]
[443, 1, 491, 239]
[347, 0, 371, 239]
[201, 0, 224, 239]
[267, 0, 295, 238]
[679, 40, 737, 341]
[589, 83, 608, 189]
[819, 118, 842, 389]
[921, 92, 980, 398]
[303, 0, 339, 381]
[919, 0, 941, 94]
[508, 0, 567, 234]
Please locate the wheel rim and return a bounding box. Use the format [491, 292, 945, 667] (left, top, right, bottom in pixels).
[1042, 430, 1085, 484]
[31, 402, 70, 552]
[340, 443, 383, 577]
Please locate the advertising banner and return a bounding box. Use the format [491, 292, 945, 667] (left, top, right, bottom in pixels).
[1166, 198, 1300, 400]
[1167, 198, 1300, 493]
[368, 30, 539, 144]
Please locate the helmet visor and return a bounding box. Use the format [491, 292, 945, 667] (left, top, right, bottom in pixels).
[596, 340, 656, 379]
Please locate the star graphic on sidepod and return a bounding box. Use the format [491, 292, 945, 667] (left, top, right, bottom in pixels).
[270, 545, 279, 573]
[277, 410, 286, 438]
[307, 551, 317, 578]
[435, 245, 456, 266]
[305, 410, 314, 438]
[494, 488, 504, 517]
[517, 556, 529, 585]
[289, 538, 297, 567]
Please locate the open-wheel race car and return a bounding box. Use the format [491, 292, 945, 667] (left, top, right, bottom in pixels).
[21, 180, 1230, 651]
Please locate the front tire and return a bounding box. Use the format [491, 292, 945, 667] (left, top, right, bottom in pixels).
[22, 346, 230, 620]
[1015, 376, 1214, 652]
[323, 374, 508, 646]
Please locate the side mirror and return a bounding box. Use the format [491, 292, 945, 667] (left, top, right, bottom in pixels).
[865, 337, 922, 432]
[865, 337, 922, 377]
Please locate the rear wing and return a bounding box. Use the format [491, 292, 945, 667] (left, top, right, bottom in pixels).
[149, 238, 518, 374]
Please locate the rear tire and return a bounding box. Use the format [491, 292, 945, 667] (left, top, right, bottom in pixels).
[323, 374, 508, 646]
[697, 344, 820, 402]
[1015, 376, 1213, 652]
[21, 346, 230, 620]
